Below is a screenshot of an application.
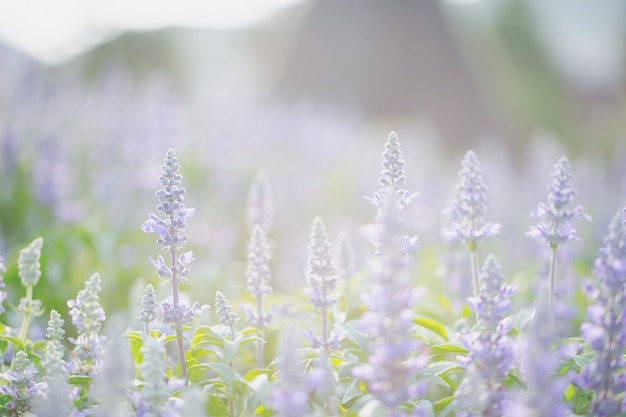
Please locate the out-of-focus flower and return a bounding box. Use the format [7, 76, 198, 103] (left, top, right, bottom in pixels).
[527, 156, 589, 248]
[246, 170, 273, 233]
[160, 298, 208, 330]
[67, 273, 106, 376]
[271, 331, 311, 417]
[0, 257, 7, 314]
[334, 230, 357, 284]
[242, 224, 274, 329]
[0, 351, 47, 416]
[139, 284, 159, 333]
[303, 217, 341, 349]
[455, 255, 516, 417]
[134, 337, 181, 417]
[17, 237, 43, 287]
[578, 211, 626, 416]
[215, 291, 239, 340]
[443, 151, 500, 249]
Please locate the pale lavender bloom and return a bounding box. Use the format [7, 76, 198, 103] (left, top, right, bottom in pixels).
[160, 298, 208, 330]
[354, 188, 427, 414]
[141, 149, 194, 254]
[455, 255, 516, 417]
[303, 217, 342, 350]
[246, 170, 273, 232]
[578, 211, 626, 416]
[242, 224, 274, 329]
[67, 273, 106, 376]
[443, 151, 500, 248]
[139, 284, 159, 333]
[17, 236, 43, 287]
[38, 310, 73, 417]
[527, 156, 589, 249]
[0, 351, 47, 416]
[215, 291, 239, 340]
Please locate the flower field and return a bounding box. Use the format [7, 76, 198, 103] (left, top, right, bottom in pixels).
[0, 122, 624, 416]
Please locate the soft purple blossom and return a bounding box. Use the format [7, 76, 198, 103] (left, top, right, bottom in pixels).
[455, 255, 516, 417]
[578, 210, 626, 416]
[443, 150, 500, 248]
[242, 224, 274, 329]
[527, 156, 589, 249]
[67, 273, 106, 376]
[0, 351, 47, 416]
[160, 298, 208, 330]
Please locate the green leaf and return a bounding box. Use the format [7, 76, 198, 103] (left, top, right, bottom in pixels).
[336, 378, 363, 404]
[222, 338, 240, 364]
[243, 368, 270, 382]
[204, 362, 239, 387]
[0, 334, 25, 351]
[206, 394, 229, 416]
[69, 375, 93, 385]
[336, 321, 369, 354]
[430, 343, 468, 358]
[413, 316, 448, 341]
[433, 396, 454, 413]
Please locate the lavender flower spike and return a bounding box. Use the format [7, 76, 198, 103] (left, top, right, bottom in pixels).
[142, 148, 195, 381]
[444, 151, 499, 299]
[528, 156, 589, 336]
[67, 273, 106, 376]
[246, 170, 273, 233]
[578, 210, 626, 416]
[527, 156, 589, 248]
[455, 255, 516, 417]
[18, 236, 43, 287]
[304, 216, 341, 350]
[443, 151, 500, 249]
[354, 188, 427, 414]
[135, 337, 181, 417]
[242, 224, 273, 329]
[215, 291, 239, 340]
[139, 283, 159, 334]
[271, 331, 310, 417]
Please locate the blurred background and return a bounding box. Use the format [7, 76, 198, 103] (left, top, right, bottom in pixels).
[0, 0, 625, 329]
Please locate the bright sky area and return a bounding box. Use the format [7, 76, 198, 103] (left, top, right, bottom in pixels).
[0, 0, 305, 64]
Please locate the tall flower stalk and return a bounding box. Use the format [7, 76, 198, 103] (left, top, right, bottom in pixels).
[444, 151, 500, 301]
[142, 148, 195, 381]
[578, 210, 626, 416]
[303, 216, 340, 350]
[16, 237, 45, 342]
[355, 132, 426, 415]
[527, 156, 589, 336]
[455, 255, 516, 417]
[243, 171, 274, 368]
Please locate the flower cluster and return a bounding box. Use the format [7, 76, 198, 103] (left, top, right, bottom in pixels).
[246, 170, 273, 233]
[67, 273, 106, 376]
[0, 351, 47, 416]
[528, 156, 589, 249]
[139, 283, 159, 333]
[578, 211, 626, 416]
[443, 150, 500, 249]
[455, 255, 516, 417]
[0, 257, 7, 314]
[17, 236, 44, 287]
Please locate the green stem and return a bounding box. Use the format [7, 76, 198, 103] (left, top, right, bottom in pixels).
[170, 246, 187, 382]
[18, 286, 33, 342]
[548, 246, 558, 339]
[469, 248, 480, 323]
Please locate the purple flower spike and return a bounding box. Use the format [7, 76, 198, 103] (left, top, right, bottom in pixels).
[527, 156, 589, 249]
[443, 150, 500, 249]
[579, 210, 626, 416]
[305, 216, 341, 350]
[455, 255, 516, 416]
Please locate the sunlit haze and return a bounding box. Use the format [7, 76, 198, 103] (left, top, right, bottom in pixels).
[0, 0, 304, 64]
